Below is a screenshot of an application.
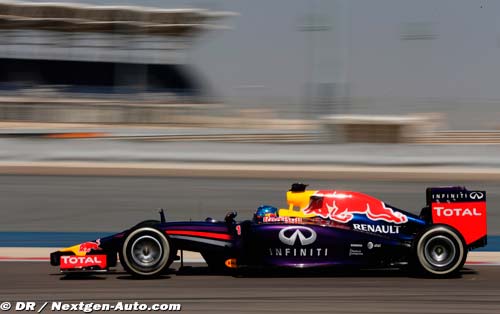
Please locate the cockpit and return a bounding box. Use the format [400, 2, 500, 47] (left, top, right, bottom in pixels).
[254, 183, 318, 222]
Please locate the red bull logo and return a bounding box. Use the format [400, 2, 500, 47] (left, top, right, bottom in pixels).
[78, 239, 102, 253]
[303, 190, 408, 224]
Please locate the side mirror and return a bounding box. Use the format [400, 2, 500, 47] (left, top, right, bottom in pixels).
[225, 211, 237, 224]
[159, 209, 166, 223]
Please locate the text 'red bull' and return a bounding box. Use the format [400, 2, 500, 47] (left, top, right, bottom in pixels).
[304, 190, 407, 224]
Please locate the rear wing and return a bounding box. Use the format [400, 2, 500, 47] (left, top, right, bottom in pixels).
[426, 186, 487, 248]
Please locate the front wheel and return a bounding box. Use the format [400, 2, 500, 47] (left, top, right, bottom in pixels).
[414, 225, 467, 277]
[120, 227, 174, 278]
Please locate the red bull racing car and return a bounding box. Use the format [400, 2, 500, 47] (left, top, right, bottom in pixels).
[50, 183, 487, 278]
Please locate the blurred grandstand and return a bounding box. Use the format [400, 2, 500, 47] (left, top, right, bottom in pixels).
[0, 0, 235, 124]
[1, 0, 500, 143]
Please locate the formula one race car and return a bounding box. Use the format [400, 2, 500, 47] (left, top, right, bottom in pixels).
[50, 183, 487, 278]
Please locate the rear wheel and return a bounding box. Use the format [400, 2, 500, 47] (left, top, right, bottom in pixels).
[414, 225, 467, 277]
[120, 227, 174, 278]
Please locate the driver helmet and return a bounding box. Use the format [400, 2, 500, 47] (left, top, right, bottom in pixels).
[254, 205, 278, 222]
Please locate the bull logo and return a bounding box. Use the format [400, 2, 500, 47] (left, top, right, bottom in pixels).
[304, 191, 408, 224]
[78, 239, 102, 253]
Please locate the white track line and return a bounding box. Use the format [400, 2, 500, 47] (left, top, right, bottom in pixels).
[1, 249, 499, 265]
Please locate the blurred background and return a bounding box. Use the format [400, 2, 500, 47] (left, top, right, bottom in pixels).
[2, 0, 500, 135]
[0, 0, 498, 232]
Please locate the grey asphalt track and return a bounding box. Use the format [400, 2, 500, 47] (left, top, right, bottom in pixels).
[1, 262, 499, 313]
[0, 175, 498, 234]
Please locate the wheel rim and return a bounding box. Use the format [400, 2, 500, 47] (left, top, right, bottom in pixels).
[423, 235, 456, 268]
[130, 235, 163, 267]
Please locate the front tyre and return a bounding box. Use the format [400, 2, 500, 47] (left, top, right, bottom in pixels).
[120, 227, 173, 278]
[414, 225, 467, 277]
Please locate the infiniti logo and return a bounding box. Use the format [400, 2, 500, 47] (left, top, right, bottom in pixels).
[470, 192, 484, 200]
[278, 226, 317, 246]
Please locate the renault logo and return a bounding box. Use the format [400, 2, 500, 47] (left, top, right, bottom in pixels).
[470, 192, 484, 200]
[279, 226, 317, 246]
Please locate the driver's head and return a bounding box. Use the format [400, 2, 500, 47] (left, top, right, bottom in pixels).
[253, 205, 278, 222]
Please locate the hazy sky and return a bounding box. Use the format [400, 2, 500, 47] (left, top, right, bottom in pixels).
[349, 0, 500, 100]
[22, 0, 500, 106]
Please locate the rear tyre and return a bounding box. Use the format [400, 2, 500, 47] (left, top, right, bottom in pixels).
[120, 227, 173, 278]
[414, 225, 467, 277]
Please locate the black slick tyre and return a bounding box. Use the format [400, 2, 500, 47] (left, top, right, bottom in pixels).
[120, 227, 173, 278]
[414, 225, 467, 277]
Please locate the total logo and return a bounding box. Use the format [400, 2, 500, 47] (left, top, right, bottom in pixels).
[60, 255, 107, 269]
[433, 206, 482, 217]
